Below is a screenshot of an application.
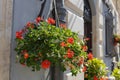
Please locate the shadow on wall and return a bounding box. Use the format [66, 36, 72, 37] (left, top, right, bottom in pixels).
[11, 0, 50, 80]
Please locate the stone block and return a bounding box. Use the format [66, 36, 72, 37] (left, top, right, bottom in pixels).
[0, 0, 3, 22]
[64, 72, 84, 80]
[97, 29, 103, 43]
[97, 0, 103, 13]
[64, 0, 83, 17]
[67, 10, 84, 37]
[0, 0, 6, 24]
[98, 14, 104, 27]
[68, 0, 83, 11]
[0, 65, 9, 80]
[97, 45, 103, 59]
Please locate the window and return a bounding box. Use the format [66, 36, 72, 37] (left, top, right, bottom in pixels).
[84, 0, 92, 52]
[105, 6, 116, 56]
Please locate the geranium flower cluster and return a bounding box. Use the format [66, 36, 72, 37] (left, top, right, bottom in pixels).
[15, 17, 87, 75]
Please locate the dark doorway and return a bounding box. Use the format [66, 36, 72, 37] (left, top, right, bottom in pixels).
[84, 0, 92, 52]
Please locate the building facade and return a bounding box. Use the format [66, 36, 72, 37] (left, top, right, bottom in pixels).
[0, 0, 120, 80]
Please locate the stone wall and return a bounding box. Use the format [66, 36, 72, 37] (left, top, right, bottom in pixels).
[0, 0, 13, 80]
[10, 0, 85, 80]
[112, 0, 120, 33]
[0, 0, 119, 80]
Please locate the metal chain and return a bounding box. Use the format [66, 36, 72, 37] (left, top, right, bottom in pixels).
[53, 0, 60, 27]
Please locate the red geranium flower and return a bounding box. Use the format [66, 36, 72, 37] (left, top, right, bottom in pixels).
[60, 42, 66, 47]
[84, 37, 90, 41]
[24, 53, 29, 59]
[100, 77, 108, 80]
[82, 45, 88, 51]
[35, 17, 42, 23]
[47, 18, 55, 24]
[26, 22, 31, 27]
[100, 78, 104, 80]
[26, 22, 35, 28]
[16, 31, 23, 39]
[115, 37, 120, 42]
[67, 37, 74, 44]
[21, 63, 26, 66]
[41, 60, 51, 69]
[78, 57, 84, 65]
[82, 66, 87, 72]
[21, 28, 26, 33]
[66, 49, 74, 58]
[21, 50, 27, 54]
[88, 52, 93, 60]
[93, 75, 98, 80]
[60, 24, 66, 29]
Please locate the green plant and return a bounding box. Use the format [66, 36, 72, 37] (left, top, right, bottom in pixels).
[113, 34, 120, 45]
[85, 58, 108, 80]
[15, 17, 87, 76]
[112, 68, 120, 80]
[117, 62, 120, 68]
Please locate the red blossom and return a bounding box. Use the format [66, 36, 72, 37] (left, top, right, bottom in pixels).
[82, 66, 87, 72]
[60, 42, 66, 47]
[63, 55, 67, 58]
[84, 38, 90, 41]
[21, 28, 26, 33]
[21, 50, 27, 54]
[78, 57, 84, 65]
[21, 63, 26, 66]
[26, 22, 34, 28]
[93, 75, 98, 80]
[60, 24, 66, 29]
[100, 78, 104, 80]
[47, 18, 55, 24]
[101, 77, 108, 80]
[66, 49, 74, 58]
[67, 37, 74, 44]
[16, 31, 23, 39]
[82, 45, 88, 51]
[26, 22, 31, 27]
[41, 60, 51, 69]
[88, 52, 93, 60]
[115, 37, 120, 42]
[35, 17, 42, 23]
[24, 53, 29, 59]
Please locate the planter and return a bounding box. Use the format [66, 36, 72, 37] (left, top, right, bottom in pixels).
[50, 66, 63, 80]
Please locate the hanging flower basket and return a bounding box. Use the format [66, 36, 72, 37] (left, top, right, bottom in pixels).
[113, 34, 120, 46]
[15, 17, 87, 76]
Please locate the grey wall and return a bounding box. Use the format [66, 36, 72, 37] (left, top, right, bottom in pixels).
[11, 0, 50, 80]
[11, 0, 85, 80]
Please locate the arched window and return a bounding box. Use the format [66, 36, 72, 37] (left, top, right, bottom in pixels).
[104, 3, 116, 56]
[84, 0, 92, 52]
